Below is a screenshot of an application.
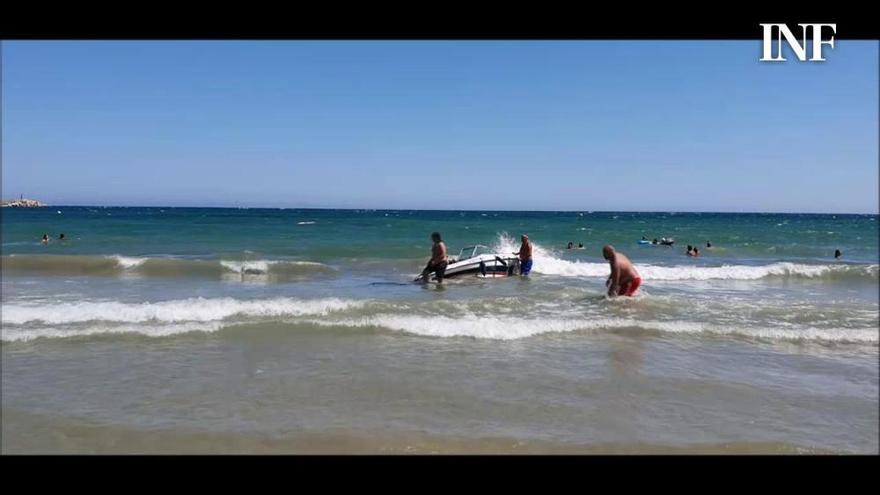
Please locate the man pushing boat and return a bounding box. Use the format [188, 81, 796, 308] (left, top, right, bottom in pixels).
[417, 231, 448, 284]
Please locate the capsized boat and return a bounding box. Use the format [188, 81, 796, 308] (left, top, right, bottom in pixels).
[416, 245, 521, 281]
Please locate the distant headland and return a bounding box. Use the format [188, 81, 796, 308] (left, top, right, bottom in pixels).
[1, 196, 47, 208]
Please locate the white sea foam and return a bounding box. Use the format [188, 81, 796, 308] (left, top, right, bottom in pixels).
[490, 233, 877, 281]
[307, 315, 878, 344]
[2, 322, 226, 342]
[535, 260, 877, 281]
[1, 297, 364, 325]
[220, 260, 272, 274]
[218, 259, 330, 274]
[110, 255, 148, 269]
[316, 315, 598, 340]
[3, 303, 875, 344]
[298, 221, 316, 225]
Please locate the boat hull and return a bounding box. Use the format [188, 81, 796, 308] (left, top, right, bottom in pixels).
[419, 254, 520, 281]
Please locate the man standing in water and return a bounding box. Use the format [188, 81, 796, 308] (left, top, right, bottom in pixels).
[515, 234, 533, 276]
[419, 232, 448, 283]
[603, 245, 641, 297]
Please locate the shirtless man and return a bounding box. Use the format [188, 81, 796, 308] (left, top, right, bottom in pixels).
[419, 232, 448, 283]
[515, 234, 533, 276]
[603, 245, 641, 297]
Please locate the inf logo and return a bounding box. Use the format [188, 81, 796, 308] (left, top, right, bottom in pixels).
[760, 23, 836, 61]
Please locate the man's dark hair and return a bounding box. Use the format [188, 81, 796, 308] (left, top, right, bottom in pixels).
[431, 232, 442, 241]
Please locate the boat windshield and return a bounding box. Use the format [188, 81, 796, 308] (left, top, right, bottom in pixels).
[457, 245, 490, 260]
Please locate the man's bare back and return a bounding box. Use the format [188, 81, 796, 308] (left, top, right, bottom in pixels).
[432, 241, 448, 264]
[419, 232, 449, 283]
[603, 245, 642, 297]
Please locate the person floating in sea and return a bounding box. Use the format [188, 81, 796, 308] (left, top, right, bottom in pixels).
[58, 233, 66, 241]
[41, 233, 49, 244]
[418, 232, 448, 284]
[706, 241, 712, 248]
[567, 241, 574, 249]
[603, 245, 641, 297]
[577, 243, 584, 249]
[834, 249, 842, 260]
[515, 234, 533, 276]
[692, 247, 700, 257]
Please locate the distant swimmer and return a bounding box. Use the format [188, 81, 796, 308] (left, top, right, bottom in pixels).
[834, 249, 842, 260]
[706, 241, 712, 248]
[59, 233, 66, 241]
[686, 245, 694, 256]
[567, 241, 574, 250]
[652, 238, 659, 245]
[418, 232, 448, 284]
[41, 233, 49, 244]
[577, 243, 584, 249]
[693, 247, 700, 257]
[515, 234, 533, 276]
[603, 245, 641, 297]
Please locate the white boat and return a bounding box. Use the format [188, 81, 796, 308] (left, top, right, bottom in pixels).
[416, 245, 520, 281]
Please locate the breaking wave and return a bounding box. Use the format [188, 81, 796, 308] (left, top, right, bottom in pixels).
[2, 296, 875, 345]
[2, 297, 362, 325]
[491, 233, 878, 281]
[1, 255, 336, 280]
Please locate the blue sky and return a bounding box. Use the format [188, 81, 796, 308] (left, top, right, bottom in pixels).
[2, 41, 877, 213]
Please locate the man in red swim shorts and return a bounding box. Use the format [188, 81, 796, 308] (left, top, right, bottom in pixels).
[603, 245, 642, 297]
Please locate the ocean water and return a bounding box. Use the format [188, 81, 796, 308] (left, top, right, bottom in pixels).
[2, 207, 878, 453]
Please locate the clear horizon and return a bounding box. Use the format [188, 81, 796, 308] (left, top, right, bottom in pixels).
[3, 41, 878, 214]
[2, 203, 876, 216]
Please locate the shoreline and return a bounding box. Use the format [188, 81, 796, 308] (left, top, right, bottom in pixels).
[0, 409, 845, 455]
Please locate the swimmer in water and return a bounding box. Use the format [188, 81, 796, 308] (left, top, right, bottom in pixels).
[834, 249, 842, 260]
[603, 245, 642, 297]
[578, 243, 584, 249]
[41, 233, 49, 244]
[567, 241, 574, 249]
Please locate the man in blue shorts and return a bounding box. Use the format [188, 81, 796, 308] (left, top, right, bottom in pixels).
[515, 234, 533, 276]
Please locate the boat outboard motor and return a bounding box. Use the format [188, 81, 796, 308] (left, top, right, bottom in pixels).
[489, 256, 508, 277]
[508, 258, 520, 276]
